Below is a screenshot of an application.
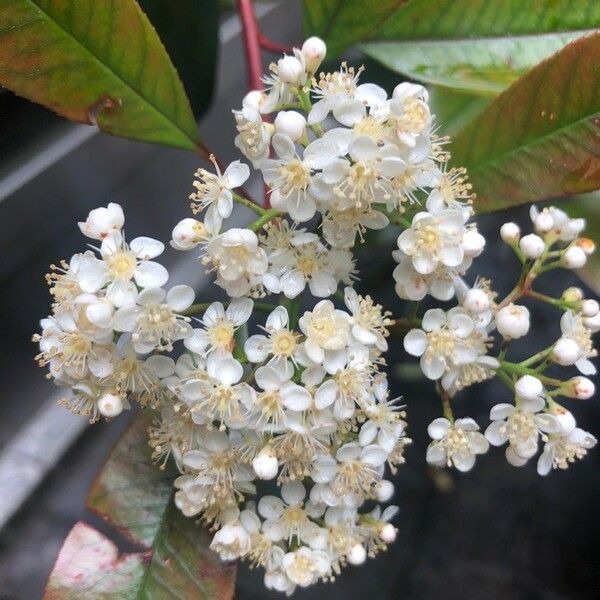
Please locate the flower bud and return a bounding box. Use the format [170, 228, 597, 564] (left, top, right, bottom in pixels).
[549, 405, 577, 435]
[301, 36, 327, 73]
[274, 111, 307, 141]
[581, 299, 599, 318]
[564, 376, 595, 400]
[171, 218, 206, 251]
[462, 230, 485, 257]
[374, 480, 395, 502]
[533, 211, 554, 233]
[98, 392, 124, 418]
[519, 233, 545, 259]
[500, 222, 520, 244]
[242, 90, 265, 111]
[562, 245, 587, 269]
[562, 287, 584, 303]
[584, 312, 600, 332]
[552, 337, 580, 365]
[514, 375, 544, 401]
[576, 237, 595, 255]
[347, 543, 367, 565]
[277, 55, 304, 85]
[379, 523, 397, 543]
[463, 288, 490, 314]
[252, 447, 279, 480]
[495, 304, 530, 339]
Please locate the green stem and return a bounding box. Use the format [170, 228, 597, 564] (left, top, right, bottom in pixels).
[524, 289, 576, 310]
[248, 209, 279, 232]
[499, 360, 562, 387]
[496, 368, 515, 390]
[232, 191, 265, 216]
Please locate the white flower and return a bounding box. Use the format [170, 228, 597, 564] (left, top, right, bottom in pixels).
[389, 82, 431, 147]
[190, 158, 250, 220]
[233, 98, 272, 168]
[113, 286, 194, 353]
[500, 222, 520, 244]
[78, 203, 124, 240]
[205, 228, 268, 297]
[537, 427, 597, 475]
[245, 306, 301, 370]
[552, 311, 596, 375]
[562, 245, 587, 269]
[261, 133, 337, 222]
[211, 523, 251, 560]
[281, 546, 331, 587]
[426, 417, 489, 472]
[298, 300, 351, 364]
[252, 447, 279, 480]
[397, 208, 466, 275]
[171, 217, 215, 251]
[344, 287, 392, 351]
[514, 375, 544, 401]
[530, 205, 584, 242]
[392, 251, 455, 301]
[274, 111, 307, 141]
[181, 353, 254, 428]
[485, 396, 560, 467]
[404, 308, 478, 381]
[184, 297, 253, 356]
[97, 392, 124, 418]
[495, 303, 530, 340]
[301, 36, 326, 73]
[255, 362, 312, 414]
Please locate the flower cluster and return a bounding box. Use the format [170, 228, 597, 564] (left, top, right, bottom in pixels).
[406, 205, 598, 474]
[34, 204, 194, 421]
[35, 36, 598, 594]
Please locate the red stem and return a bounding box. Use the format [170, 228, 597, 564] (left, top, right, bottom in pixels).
[236, 0, 263, 92]
[259, 34, 293, 55]
[236, 0, 271, 209]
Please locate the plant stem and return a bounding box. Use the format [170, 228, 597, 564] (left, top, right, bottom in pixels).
[258, 34, 293, 54]
[248, 209, 279, 232]
[519, 347, 552, 368]
[232, 191, 265, 216]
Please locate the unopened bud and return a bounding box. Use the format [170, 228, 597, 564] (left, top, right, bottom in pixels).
[379, 523, 397, 543]
[252, 447, 279, 480]
[463, 288, 490, 314]
[584, 312, 600, 332]
[242, 90, 266, 112]
[519, 233, 545, 259]
[514, 375, 544, 401]
[500, 222, 520, 244]
[98, 392, 123, 418]
[562, 287, 584, 303]
[564, 376, 595, 400]
[301, 37, 327, 73]
[347, 543, 367, 565]
[462, 230, 485, 257]
[552, 337, 580, 366]
[562, 245, 587, 269]
[495, 304, 530, 339]
[274, 110, 306, 141]
[581, 299, 599, 318]
[277, 55, 304, 85]
[576, 237, 595, 255]
[171, 218, 206, 250]
[533, 211, 554, 233]
[374, 480, 395, 502]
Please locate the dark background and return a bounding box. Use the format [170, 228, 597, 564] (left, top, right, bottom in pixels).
[0, 2, 598, 598]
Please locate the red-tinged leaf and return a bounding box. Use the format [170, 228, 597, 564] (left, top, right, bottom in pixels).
[0, 0, 201, 150]
[44, 522, 149, 599]
[44, 413, 236, 599]
[450, 33, 600, 213]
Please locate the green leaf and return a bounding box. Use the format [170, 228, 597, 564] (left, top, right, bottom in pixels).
[303, 0, 600, 95]
[139, 0, 219, 118]
[44, 413, 236, 599]
[0, 0, 201, 150]
[428, 86, 490, 136]
[450, 33, 600, 213]
[303, 0, 409, 58]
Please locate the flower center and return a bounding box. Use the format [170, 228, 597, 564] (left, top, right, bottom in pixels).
[271, 329, 298, 356]
[106, 249, 137, 280]
[279, 159, 311, 193]
[395, 97, 428, 135]
[208, 321, 235, 349]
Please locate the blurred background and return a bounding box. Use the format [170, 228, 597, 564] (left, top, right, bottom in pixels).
[0, 1, 598, 598]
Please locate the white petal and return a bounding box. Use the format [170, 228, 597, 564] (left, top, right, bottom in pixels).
[281, 481, 305, 505]
[403, 329, 427, 356]
[282, 384, 312, 411]
[427, 417, 450, 440]
[422, 308, 446, 332]
[258, 495, 285, 520]
[227, 297, 254, 325]
[167, 285, 195, 312]
[315, 380, 338, 410]
[223, 160, 250, 188]
[217, 358, 244, 386]
[134, 261, 169, 288]
[130, 237, 165, 260]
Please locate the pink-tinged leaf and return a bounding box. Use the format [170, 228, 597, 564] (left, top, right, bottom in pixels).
[451, 33, 600, 213]
[44, 522, 148, 599]
[0, 0, 200, 150]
